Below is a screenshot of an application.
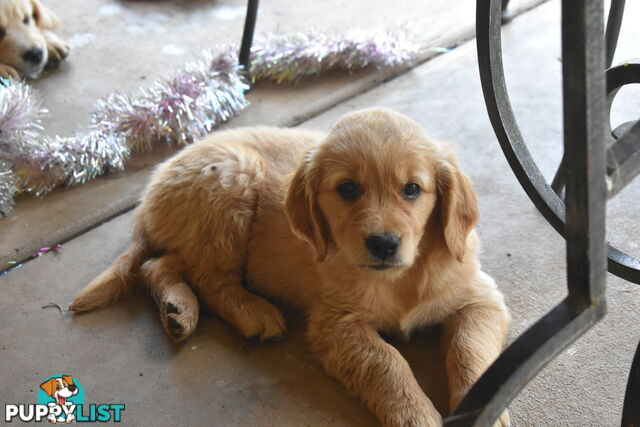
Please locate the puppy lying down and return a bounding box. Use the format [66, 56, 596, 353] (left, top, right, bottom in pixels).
[0, 0, 69, 78]
[70, 109, 510, 426]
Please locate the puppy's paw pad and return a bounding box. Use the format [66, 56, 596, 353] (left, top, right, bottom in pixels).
[167, 315, 183, 334]
[160, 301, 198, 341]
[165, 314, 185, 340]
[165, 302, 180, 315]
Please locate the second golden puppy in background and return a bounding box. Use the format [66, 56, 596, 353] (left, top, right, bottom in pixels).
[70, 109, 510, 426]
[0, 0, 69, 78]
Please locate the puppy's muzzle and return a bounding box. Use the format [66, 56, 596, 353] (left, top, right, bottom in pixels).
[67, 385, 77, 393]
[365, 232, 401, 269]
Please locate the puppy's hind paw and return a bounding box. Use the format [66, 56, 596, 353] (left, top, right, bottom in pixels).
[161, 301, 198, 341]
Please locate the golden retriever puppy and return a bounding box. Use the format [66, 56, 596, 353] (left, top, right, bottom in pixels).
[0, 0, 69, 78]
[70, 109, 510, 426]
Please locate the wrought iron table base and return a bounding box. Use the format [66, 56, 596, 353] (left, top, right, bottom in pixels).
[444, 0, 640, 425]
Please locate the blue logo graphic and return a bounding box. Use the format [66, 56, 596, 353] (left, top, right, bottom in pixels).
[3, 374, 125, 423]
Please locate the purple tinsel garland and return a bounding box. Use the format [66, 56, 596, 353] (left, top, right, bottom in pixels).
[0, 28, 423, 217]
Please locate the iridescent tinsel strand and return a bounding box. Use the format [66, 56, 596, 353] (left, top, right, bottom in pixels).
[0, 161, 16, 217]
[250, 28, 423, 83]
[0, 48, 249, 209]
[0, 28, 423, 217]
[0, 78, 46, 215]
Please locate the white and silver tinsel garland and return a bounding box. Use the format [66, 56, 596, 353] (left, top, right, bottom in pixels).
[250, 29, 422, 83]
[0, 162, 16, 217]
[0, 28, 424, 217]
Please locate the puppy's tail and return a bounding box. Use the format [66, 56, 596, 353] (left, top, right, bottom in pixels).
[68, 239, 149, 312]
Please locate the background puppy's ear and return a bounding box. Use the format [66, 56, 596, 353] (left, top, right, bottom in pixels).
[31, 0, 60, 30]
[436, 154, 479, 262]
[285, 161, 330, 262]
[62, 375, 74, 386]
[40, 378, 55, 397]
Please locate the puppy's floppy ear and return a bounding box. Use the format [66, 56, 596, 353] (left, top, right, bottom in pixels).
[62, 375, 74, 386]
[285, 158, 330, 262]
[31, 0, 60, 30]
[436, 153, 479, 262]
[40, 378, 56, 397]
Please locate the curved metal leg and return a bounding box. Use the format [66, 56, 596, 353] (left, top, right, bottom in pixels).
[622, 340, 640, 426]
[472, 0, 640, 284]
[445, 0, 611, 425]
[604, 61, 640, 198]
[238, 0, 260, 84]
[550, 154, 566, 196]
[549, 0, 627, 194]
[605, 0, 626, 68]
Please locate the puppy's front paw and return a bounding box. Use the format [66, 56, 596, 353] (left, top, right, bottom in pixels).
[236, 297, 286, 342]
[44, 32, 69, 70]
[384, 398, 443, 427]
[0, 64, 20, 79]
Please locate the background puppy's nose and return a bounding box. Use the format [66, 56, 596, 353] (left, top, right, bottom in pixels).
[22, 47, 44, 65]
[67, 384, 77, 392]
[365, 233, 401, 259]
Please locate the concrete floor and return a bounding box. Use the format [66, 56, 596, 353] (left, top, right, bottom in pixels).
[2, 0, 640, 425]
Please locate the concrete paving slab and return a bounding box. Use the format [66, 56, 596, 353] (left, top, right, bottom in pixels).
[0, 0, 545, 270]
[0, 210, 449, 425]
[2, 0, 639, 425]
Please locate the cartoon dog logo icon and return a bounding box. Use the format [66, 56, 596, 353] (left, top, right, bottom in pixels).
[39, 376, 78, 423]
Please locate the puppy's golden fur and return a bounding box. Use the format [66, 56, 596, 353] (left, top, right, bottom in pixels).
[70, 109, 510, 426]
[0, 0, 68, 78]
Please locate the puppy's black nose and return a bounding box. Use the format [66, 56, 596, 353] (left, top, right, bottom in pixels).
[365, 233, 401, 259]
[67, 385, 77, 392]
[22, 47, 44, 65]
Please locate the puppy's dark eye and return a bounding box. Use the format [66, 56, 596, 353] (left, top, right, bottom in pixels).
[23, 15, 30, 25]
[402, 183, 421, 200]
[56, 384, 61, 390]
[337, 180, 360, 201]
[0, 27, 5, 40]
